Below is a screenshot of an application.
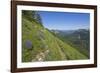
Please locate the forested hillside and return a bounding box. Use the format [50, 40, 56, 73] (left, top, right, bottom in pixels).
[51, 29, 90, 58]
[22, 10, 88, 62]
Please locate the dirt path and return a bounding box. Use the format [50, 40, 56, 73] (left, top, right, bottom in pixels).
[32, 49, 49, 62]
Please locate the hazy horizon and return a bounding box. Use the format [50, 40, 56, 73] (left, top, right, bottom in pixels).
[45, 26, 90, 30]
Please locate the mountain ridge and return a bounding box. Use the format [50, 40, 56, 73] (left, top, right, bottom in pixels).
[22, 11, 88, 62]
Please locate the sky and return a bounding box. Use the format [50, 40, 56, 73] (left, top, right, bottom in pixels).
[38, 11, 90, 30]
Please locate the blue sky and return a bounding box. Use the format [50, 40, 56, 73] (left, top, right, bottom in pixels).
[38, 11, 90, 30]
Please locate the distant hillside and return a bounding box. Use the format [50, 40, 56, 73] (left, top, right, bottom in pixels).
[22, 10, 88, 62]
[51, 29, 90, 58]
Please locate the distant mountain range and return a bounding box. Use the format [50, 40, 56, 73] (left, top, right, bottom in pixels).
[51, 29, 90, 58]
[22, 10, 89, 62]
[51, 29, 89, 35]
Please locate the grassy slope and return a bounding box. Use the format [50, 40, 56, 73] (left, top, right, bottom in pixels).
[22, 16, 88, 62]
[55, 34, 89, 58]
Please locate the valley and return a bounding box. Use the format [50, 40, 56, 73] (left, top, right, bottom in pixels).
[22, 10, 89, 62]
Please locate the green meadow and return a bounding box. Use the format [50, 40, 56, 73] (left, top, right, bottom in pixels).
[22, 10, 89, 62]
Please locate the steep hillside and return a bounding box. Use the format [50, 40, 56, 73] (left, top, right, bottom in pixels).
[22, 11, 88, 62]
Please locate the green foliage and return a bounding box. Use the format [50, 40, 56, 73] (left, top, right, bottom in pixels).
[22, 10, 43, 27]
[52, 29, 90, 58]
[22, 11, 88, 62]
